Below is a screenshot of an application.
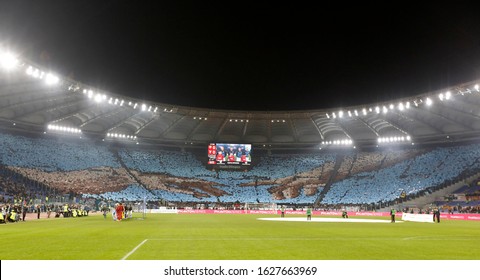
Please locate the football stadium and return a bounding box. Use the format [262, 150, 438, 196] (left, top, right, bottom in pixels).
[1, 45, 480, 262]
[2, 4, 480, 280]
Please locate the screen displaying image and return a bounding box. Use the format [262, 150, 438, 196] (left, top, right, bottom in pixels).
[208, 143, 251, 165]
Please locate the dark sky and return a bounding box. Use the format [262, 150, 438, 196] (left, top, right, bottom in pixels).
[1, 1, 480, 111]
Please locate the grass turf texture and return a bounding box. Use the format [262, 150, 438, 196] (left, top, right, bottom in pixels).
[1, 213, 479, 260]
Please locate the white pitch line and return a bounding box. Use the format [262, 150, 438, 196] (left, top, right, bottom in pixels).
[122, 239, 148, 260]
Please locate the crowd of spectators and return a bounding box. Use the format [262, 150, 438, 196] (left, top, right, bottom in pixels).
[2, 131, 480, 207]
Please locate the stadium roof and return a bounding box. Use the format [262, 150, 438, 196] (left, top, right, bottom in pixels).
[2, 50, 480, 149]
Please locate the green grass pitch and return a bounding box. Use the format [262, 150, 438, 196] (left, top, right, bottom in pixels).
[1, 213, 479, 260]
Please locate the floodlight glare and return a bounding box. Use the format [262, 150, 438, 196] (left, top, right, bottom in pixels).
[338, 111, 344, 118]
[426, 97, 433, 106]
[32, 69, 40, 78]
[0, 51, 18, 70]
[45, 73, 59, 85]
[398, 103, 404, 111]
[94, 94, 102, 103]
[439, 93, 444, 101]
[475, 84, 480, 91]
[445, 91, 451, 100]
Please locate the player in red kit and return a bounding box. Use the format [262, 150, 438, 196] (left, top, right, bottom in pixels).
[216, 151, 224, 163]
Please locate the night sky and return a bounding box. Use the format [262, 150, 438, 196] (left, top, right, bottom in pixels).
[1, 1, 480, 111]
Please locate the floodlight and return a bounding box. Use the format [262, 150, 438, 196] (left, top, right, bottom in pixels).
[375, 106, 380, 114]
[338, 111, 344, 118]
[475, 84, 479, 91]
[45, 73, 59, 85]
[398, 103, 404, 111]
[94, 94, 102, 103]
[32, 69, 40, 78]
[362, 108, 367, 116]
[426, 98, 432, 106]
[439, 93, 444, 101]
[0, 51, 18, 70]
[445, 91, 451, 100]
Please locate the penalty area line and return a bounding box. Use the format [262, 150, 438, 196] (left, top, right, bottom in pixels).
[122, 239, 148, 260]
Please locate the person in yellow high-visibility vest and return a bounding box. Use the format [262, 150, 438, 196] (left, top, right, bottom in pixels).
[8, 209, 17, 222]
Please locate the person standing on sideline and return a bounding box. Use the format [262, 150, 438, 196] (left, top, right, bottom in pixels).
[102, 205, 108, 219]
[36, 204, 41, 219]
[306, 206, 312, 221]
[433, 207, 440, 223]
[280, 205, 285, 218]
[22, 203, 27, 221]
[390, 208, 396, 223]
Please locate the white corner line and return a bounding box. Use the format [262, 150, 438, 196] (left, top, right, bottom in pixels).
[121, 239, 148, 260]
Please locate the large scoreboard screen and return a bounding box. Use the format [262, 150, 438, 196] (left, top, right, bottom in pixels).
[208, 143, 252, 166]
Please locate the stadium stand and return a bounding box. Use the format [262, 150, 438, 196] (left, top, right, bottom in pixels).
[2, 130, 480, 208]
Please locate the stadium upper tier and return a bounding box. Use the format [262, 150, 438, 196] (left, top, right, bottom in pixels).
[2, 49, 480, 148]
